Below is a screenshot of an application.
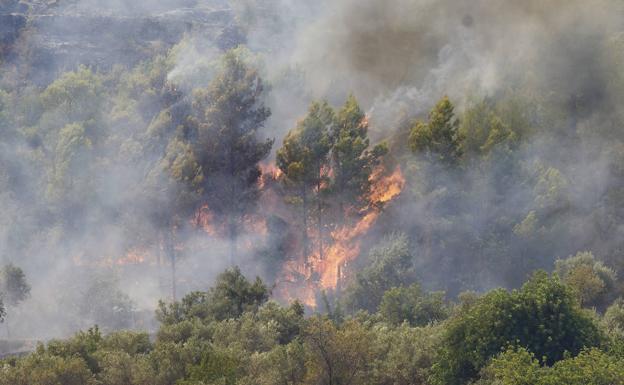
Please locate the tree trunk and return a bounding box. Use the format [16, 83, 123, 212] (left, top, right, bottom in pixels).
[425, 221, 432, 264]
[164, 226, 177, 302]
[228, 214, 237, 266]
[158, 232, 164, 297]
[171, 254, 176, 302]
[317, 174, 323, 260]
[227, 137, 238, 267]
[302, 185, 309, 262]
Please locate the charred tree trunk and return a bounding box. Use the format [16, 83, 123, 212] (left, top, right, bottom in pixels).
[424, 221, 432, 264]
[157, 233, 164, 297]
[164, 225, 177, 302]
[317, 169, 323, 260]
[302, 184, 309, 264]
[227, 141, 238, 267]
[171, 253, 176, 302]
[228, 214, 237, 267]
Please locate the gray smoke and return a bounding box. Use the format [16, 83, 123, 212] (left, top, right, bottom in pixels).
[0, 0, 623, 340]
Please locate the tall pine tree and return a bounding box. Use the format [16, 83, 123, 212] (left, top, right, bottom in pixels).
[331, 95, 387, 219]
[277, 101, 334, 260]
[189, 48, 273, 263]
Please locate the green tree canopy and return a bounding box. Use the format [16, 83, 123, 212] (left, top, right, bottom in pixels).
[277, 100, 334, 258]
[555, 251, 619, 311]
[343, 233, 415, 313]
[409, 96, 463, 166]
[188, 48, 273, 260]
[433, 271, 602, 385]
[0, 263, 30, 308]
[378, 284, 449, 327]
[156, 266, 270, 325]
[331, 94, 387, 215]
[479, 347, 624, 385]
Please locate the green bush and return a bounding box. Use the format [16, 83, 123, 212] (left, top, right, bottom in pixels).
[432, 272, 602, 385]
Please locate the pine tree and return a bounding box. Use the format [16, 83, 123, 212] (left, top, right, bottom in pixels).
[277, 101, 334, 260]
[409, 96, 462, 166]
[188, 48, 273, 264]
[331, 95, 387, 219]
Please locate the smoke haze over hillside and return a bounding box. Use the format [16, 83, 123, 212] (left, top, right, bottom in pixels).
[0, 0, 624, 340]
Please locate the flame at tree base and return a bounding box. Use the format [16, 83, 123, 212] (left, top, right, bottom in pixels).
[278, 165, 405, 308]
[70, 163, 404, 310]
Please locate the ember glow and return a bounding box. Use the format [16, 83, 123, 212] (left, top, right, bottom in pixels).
[194, 204, 218, 236]
[258, 162, 283, 189]
[114, 248, 148, 266]
[72, 248, 149, 268]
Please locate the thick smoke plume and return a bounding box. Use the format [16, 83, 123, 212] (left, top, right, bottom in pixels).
[0, 0, 623, 341]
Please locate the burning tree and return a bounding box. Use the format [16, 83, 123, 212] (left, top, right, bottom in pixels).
[146, 136, 203, 301]
[330, 95, 388, 219]
[142, 48, 273, 300]
[275, 96, 400, 306]
[277, 100, 334, 262]
[188, 47, 273, 264]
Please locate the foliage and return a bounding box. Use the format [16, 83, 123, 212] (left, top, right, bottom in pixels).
[40, 66, 105, 125]
[343, 233, 415, 313]
[187, 47, 273, 252]
[459, 98, 519, 157]
[479, 347, 624, 385]
[303, 317, 375, 385]
[331, 94, 387, 215]
[277, 100, 334, 258]
[1, 269, 623, 385]
[78, 275, 135, 332]
[277, 101, 334, 188]
[181, 345, 243, 385]
[369, 323, 442, 385]
[0, 352, 97, 385]
[604, 298, 624, 336]
[378, 284, 449, 326]
[156, 267, 270, 325]
[0, 263, 30, 307]
[555, 251, 619, 311]
[409, 96, 463, 166]
[432, 272, 603, 385]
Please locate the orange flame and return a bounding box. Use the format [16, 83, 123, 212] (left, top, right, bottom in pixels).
[244, 215, 268, 235]
[72, 247, 149, 268]
[115, 248, 147, 265]
[259, 162, 283, 189]
[314, 166, 405, 289]
[369, 166, 405, 204]
[69, 160, 403, 309]
[194, 204, 218, 236]
[278, 165, 405, 307]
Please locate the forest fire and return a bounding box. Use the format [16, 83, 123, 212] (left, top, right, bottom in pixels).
[258, 162, 283, 189]
[369, 166, 406, 204]
[72, 162, 403, 308]
[313, 166, 405, 289]
[194, 204, 218, 236]
[72, 248, 149, 268]
[114, 248, 148, 265]
[278, 166, 405, 307]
